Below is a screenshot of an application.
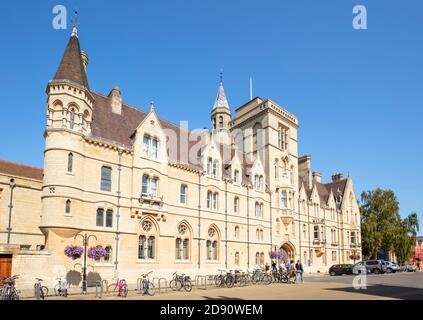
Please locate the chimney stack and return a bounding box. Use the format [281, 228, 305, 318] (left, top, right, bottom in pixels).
[331, 172, 343, 182]
[109, 87, 122, 115]
[81, 51, 89, 71]
[312, 171, 322, 183]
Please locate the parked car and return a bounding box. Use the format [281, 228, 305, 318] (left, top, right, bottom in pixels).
[401, 264, 417, 272]
[329, 264, 355, 276]
[364, 260, 385, 274]
[352, 262, 369, 275]
[382, 261, 399, 273]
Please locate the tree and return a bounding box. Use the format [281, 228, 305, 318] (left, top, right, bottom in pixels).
[360, 189, 419, 262]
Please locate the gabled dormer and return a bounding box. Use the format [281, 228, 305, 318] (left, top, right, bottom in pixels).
[202, 138, 222, 179]
[133, 102, 168, 164]
[250, 156, 265, 191]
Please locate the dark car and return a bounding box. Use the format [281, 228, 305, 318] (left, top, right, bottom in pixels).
[329, 264, 354, 276]
[364, 260, 385, 274]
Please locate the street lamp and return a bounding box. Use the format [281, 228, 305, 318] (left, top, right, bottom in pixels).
[74, 233, 97, 294]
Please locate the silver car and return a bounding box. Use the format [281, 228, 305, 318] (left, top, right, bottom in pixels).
[382, 261, 399, 273]
[352, 262, 368, 274]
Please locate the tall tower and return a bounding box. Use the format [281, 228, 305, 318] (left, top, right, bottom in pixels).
[41, 24, 94, 248]
[211, 72, 232, 145]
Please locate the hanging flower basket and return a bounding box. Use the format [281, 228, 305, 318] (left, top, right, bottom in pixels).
[88, 246, 106, 260]
[64, 244, 84, 260]
[270, 251, 282, 260]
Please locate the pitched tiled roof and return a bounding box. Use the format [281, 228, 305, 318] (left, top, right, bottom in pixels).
[54, 34, 89, 88]
[301, 178, 348, 208]
[0, 160, 43, 181]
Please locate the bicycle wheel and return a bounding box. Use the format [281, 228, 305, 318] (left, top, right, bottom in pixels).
[263, 274, 272, 285]
[146, 282, 155, 296]
[107, 283, 117, 295]
[184, 280, 192, 292]
[239, 276, 247, 287]
[54, 284, 61, 296]
[41, 286, 49, 298]
[225, 275, 235, 288]
[120, 284, 128, 297]
[170, 279, 182, 291]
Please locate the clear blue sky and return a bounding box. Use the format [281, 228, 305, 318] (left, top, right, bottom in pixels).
[1, 1, 422, 234]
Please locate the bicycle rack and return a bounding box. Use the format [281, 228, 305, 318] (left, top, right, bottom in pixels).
[153, 277, 168, 293]
[34, 283, 41, 300]
[136, 278, 143, 293]
[194, 275, 207, 290]
[95, 280, 108, 298]
[81, 280, 88, 294]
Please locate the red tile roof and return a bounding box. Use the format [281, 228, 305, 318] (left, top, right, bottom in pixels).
[0, 160, 43, 181]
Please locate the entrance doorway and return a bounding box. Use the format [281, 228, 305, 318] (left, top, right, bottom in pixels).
[280, 242, 295, 262]
[0, 255, 13, 279]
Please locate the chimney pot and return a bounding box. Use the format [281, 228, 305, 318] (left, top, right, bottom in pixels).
[312, 171, 322, 183]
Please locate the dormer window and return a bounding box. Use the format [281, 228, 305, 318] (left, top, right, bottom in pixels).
[233, 170, 239, 184]
[207, 157, 219, 178]
[143, 135, 159, 160]
[254, 174, 263, 189]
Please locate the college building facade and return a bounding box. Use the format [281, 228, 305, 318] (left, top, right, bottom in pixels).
[0, 27, 362, 289]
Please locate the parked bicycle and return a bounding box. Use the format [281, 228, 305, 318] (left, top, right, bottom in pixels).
[170, 272, 192, 292]
[251, 268, 272, 285]
[139, 271, 155, 296]
[108, 278, 128, 297]
[54, 276, 68, 297]
[1, 275, 20, 300]
[225, 270, 247, 288]
[214, 269, 227, 287]
[34, 278, 49, 299]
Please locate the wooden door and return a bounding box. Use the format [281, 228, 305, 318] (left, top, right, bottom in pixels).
[0, 255, 13, 279]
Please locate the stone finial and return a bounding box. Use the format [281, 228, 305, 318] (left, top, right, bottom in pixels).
[150, 101, 155, 112]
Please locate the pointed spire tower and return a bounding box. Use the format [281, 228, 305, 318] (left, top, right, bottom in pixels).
[46, 11, 93, 133]
[211, 71, 232, 133]
[53, 12, 89, 89]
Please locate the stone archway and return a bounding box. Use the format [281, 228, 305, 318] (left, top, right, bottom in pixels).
[280, 242, 296, 263]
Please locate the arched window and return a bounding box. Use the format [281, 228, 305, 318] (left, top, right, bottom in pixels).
[303, 251, 307, 265]
[207, 157, 213, 175]
[290, 166, 295, 185]
[206, 226, 219, 261]
[207, 191, 213, 209]
[303, 224, 307, 240]
[212, 192, 218, 210]
[175, 238, 182, 260]
[212, 160, 218, 177]
[96, 208, 104, 227]
[183, 239, 189, 260]
[106, 209, 113, 228]
[234, 196, 239, 213]
[260, 252, 265, 266]
[313, 225, 319, 240]
[67, 153, 73, 172]
[235, 252, 240, 266]
[69, 109, 75, 129]
[180, 184, 187, 204]
[104, 246, 112, 262]
[138, 235, 146, 259]
[274, 160, 279, 180]
[147, 236, 155, 259]
[219, 116, 223, 128]
[138, 219, 157, 260]
[234, 226, 240, 239]
[292, 222, 295, 236]
[281, 191, 287, 208]
[255, 252, 260, 266]
[65, 200, 71, 214]
[233, 170, 239, 184]
[255, 202, 260, 217]
[176, 222, 191, 260]
[142, 175, 158, 197]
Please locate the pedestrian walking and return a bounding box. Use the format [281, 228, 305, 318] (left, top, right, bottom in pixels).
[295, 260, 304, 283]
[265, 263, 270, 272]
[288, 260, 296, 284]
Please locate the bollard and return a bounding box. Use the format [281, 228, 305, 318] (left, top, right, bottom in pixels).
[95, 281, 102, 298]
[34, 283, 41, 300]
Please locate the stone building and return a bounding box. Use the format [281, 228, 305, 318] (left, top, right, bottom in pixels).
[0, 27, 362, 289]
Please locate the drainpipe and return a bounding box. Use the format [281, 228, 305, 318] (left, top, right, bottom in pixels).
[197, 173, 202, 269]
[247, 186, 250, 269]
[6, 179, 16, 244]
[269, 190, 273, 255]
[114, 150, 123, 276]
[307, 201, 311, 271]
[224, 180, 228, 269]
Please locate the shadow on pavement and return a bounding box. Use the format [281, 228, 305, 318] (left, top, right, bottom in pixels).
[201, 296, 244, 300]
[327, 284, 423, 300]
